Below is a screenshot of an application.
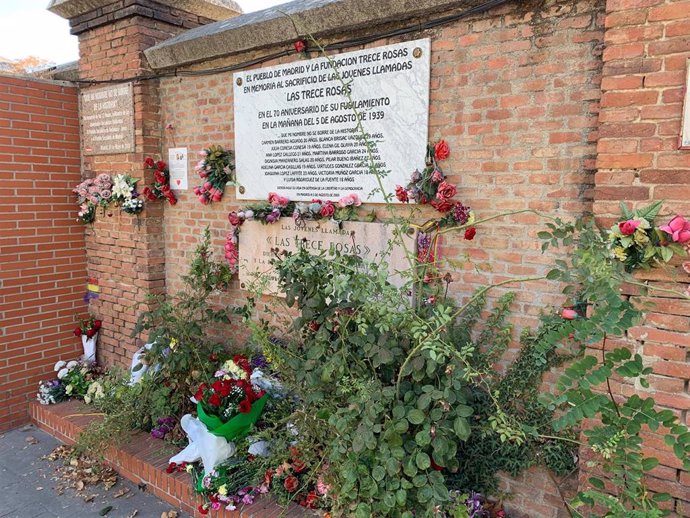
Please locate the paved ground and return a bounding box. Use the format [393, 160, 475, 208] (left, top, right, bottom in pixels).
[0, 425, 189, 518]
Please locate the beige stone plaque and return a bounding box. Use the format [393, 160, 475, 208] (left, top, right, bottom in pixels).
[239, 218, 415, 295]
[80, 83, 134, 155]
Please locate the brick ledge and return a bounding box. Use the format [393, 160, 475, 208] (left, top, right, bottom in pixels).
[30, 400, 308, 518]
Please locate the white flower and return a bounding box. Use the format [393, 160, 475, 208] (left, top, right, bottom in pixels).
[57, 368, 69, 379]
[66, 360, 78, 369]
[112, 174, 134, 200]
[65, 384, 73, 395]
[54, 360, 66, 371]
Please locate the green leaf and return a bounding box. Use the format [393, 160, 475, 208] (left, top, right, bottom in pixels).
[372, 465, 386, 482]
[546, 269, 561, 280]
[641, 458, 659, 471]
[415, 451, 431, 470]
[453, 417, 471, 440]
[588, 477, 605, 490]
[407, 409, 425, 425]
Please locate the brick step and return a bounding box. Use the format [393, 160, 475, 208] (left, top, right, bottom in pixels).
[30, 400, 310, 518]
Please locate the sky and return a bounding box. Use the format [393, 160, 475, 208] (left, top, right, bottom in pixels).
[0, 0, 288, 65]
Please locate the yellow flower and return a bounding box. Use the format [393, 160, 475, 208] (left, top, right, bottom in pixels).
[633, 229, 650, 246]
[218, 485, 227, 496]
[466, 211, 476, 226]
[65, 384, 73, 395]
[170, 338, 178, 350]
[613, 247, 627, 262]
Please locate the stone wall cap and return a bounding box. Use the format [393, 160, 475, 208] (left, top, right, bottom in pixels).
[144, 0, 486, 70]
[47, 0, 242, 22]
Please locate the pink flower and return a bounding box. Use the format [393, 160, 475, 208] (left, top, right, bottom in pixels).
[618, 219, 641, 236]
[228, 212, 243, 226]
[268, 192, 289, 207]
[561, 308, 578, 320]
[431, 170, 444, 183]
[338, 193, 362, 208]
[436, 181, 456, 200]
[434, 140, 450, 160]
[211, 502, 221, 511]
[659, 215, 690, 244]
[320, 201, 335, 217]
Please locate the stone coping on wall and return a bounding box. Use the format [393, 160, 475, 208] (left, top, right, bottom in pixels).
[144, 0, 494, 70]
[30, 400, 309, 518]
[48, 0, 243, 22]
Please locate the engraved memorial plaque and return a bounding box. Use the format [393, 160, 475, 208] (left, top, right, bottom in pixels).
[80, 83, 135, 155]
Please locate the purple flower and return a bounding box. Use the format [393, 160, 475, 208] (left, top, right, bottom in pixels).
[151, 428, 165, 439]
[250, 354, 269, 369]
[242, 494, 254, 505]
[452, 202, 471, 225]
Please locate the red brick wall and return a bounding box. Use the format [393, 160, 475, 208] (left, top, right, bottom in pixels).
[0, 75, 85, 432]
[157, 3, 604, 516]
[588, 0, 690, 514]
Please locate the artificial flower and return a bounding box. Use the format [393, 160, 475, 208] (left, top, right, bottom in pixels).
[395, 185, 409, 203]
[436, 181, 457, 200]
[618, 219, 641, 236]
[434, 139, 450, 160]
[464, 227, 477, 240]
[660, 215, 690, 244]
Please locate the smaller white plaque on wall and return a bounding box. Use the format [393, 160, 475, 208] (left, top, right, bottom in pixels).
[681, 58, 690, 149]
[168, 147, 188, 190]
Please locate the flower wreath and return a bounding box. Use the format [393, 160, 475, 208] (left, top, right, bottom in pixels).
[224, 193, 363, 273]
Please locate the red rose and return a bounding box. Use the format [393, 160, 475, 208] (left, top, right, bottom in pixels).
[238, 398, 252, 414]
[154, 170, 166, 184]
[264, 469, 274, 485]
[166, 462, 176, 474]
[147, 191, 158, 201]
[161, 184, 171, 193]
[144, 157, 155, 168]
[294, 40, 307, 53]
[211, 380, 224, 393]
[209, 352, 218, 362]
[166, 192, 177, 205]
[436, 181, 456, 200]
[434, 140, 450, 161]
[94, 319, 102, 329]
[284, 475, 299, 493]
[430, 459, 444, 471]
[208, 393, 221, 407]
[464, 227, 476, 240]
[618, 219, 640, 236]
[73, 326, 82, 337]
[228, 211, 242, 226]
[395, 185, 409, 203]
[292, 459, 307, 473]
[308, 321, 320, 332]
[156, 160, 167, 171]
[431, 198, 454, 213]
[304, 492, 319, 508]
[218, 381, 231, 397]
[320, 201, 335, 218]
[198, 505, 209, 515]
[86, 328, 96, 338]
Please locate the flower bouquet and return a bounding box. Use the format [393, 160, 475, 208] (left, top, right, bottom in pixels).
[193, 354, 268, 441]
[111, 174, 144, 215]
[37, 379, 67, 405]
[73, 173, 113, 223]
[73, 316, 102, 362]
[609, 201, 689, 271]
[53, 359, 101, 398]
[143, 158, 177, 206]
[193, 145, 236, 205]
[265, 447, 331, 511]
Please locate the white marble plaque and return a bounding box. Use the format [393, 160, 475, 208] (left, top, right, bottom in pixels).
[168, 147, 188, 190]
[238, 218, 415, 295]
[233, 39, 430, 202]
[681, 58, 690, 149]
[80, 83, 134, 155]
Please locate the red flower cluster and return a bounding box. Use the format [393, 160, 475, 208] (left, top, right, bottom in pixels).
[396, 139, 464, 217]
[143, 157, 177, 206]
[165, 461, 187, 474]
[73, 317, 102, 338]
[195, 355, 265, 421]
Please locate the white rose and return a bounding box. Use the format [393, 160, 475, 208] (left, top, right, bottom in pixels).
[57, 368, 69, 379]
[66, 360, 78, 369]
[54, 360, 66, 371]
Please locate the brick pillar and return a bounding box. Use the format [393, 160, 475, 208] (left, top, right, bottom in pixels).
[48, 0, 242, 368]
[593, 0, 690, 514]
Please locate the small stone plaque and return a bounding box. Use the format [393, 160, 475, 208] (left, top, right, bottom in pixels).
[239, 218, 415, 295]
[80, 83, 135, 155]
